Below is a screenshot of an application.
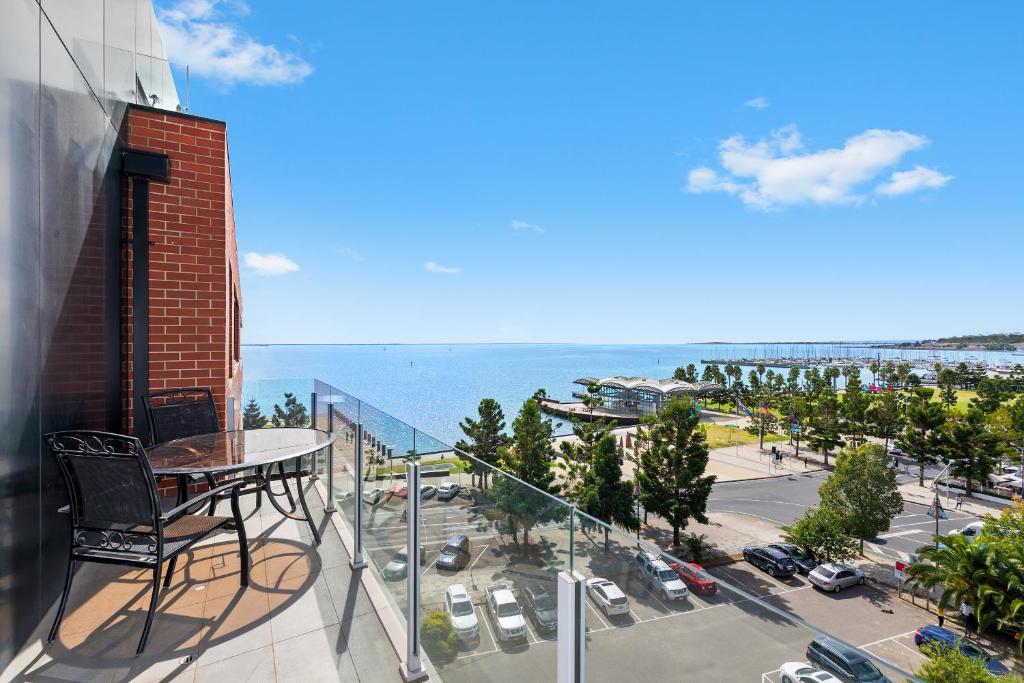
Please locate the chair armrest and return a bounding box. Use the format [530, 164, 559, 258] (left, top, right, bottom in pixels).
[161, 481, 242, 522]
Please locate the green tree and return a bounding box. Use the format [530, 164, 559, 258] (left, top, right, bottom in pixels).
[579, 434, 639, 550]
[841, 385, 871, 446]
[457, 398, 509, 490]
[806, 389, 845, 467]
[973, 378, 1008, 414]
[782, 506, 858, 563]
[421, 611, 460, 662]
[916, 643, 1024, 683]
[898, 397, 948, 487]
[272, 392, 309, 427]
[242, 398, 268, 429]
[938, 368, 960, 410]
[636, 397, 716, 547]
[948, 407, 1003, 496]
[489, 399, 561, 550]
[818, 444, 903, 553]
[558, 414, 612, 504]
[867, 391, 903, 450]
[581, 383, 604, 415]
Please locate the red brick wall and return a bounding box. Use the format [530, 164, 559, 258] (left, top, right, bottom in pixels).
[121, 105, 242, 438]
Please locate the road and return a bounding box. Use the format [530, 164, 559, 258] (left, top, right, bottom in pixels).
[708, 469, 983, 561]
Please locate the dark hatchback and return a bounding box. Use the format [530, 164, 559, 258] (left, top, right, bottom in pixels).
[768, 542, 817, 575]
[914, 625, 1009, 675]
[522, 586, 557, 633]
[743, 545, 797, 578]
[436, 535, 471, 571]
[806, 636, 890, 682]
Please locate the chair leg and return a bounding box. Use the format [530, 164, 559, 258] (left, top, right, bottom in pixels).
[231, 487, 250, 587]
[204, 473, 218, 516]
[47, 557, 77, 643]
[163, 556, 177, 589]
[137, 561, 163, 655]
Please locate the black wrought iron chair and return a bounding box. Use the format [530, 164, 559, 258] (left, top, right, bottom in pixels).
[143, 387, 239, 515]
[45, 431, 249, 655]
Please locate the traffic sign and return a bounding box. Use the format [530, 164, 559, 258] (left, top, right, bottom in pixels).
[895, 561, 908, 582]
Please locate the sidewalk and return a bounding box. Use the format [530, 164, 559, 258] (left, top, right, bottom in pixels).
[899, 481, 1012, 518]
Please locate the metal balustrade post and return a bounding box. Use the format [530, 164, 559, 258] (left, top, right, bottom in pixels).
[325, 401, 336, 512]
[310, 391, 319, 480]
[557, 570, 586, 683]
[350, 422, 366, 569]
[400, 460, 427, 682]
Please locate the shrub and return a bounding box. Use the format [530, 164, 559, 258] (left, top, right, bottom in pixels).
[421, 611, 459, 662]
[684, 532, 716, 563]
[917, 643, 1024, 683]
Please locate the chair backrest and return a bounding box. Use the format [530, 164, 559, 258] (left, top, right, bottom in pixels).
[143, 387, 220, 445]
[45, 431, 160, 530]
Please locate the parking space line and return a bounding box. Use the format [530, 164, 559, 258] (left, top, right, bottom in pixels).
[468, 542, 490, 571]
[860, 630, 918, 649]
[524, 620, 541, 645]
[585, 600, 611, 630]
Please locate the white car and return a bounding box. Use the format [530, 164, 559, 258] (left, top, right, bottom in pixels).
[951, 521, 984, 541]
[484, 584, 527, 641]
[437, 481, 461, 500]
[779, 661, 843, 683]
[808, 563, 865, 593]
[635, 551, 688, 601]
[363, 487, 384, 505]
[887, 445, 904, 456]
[586, 578, 630, 616]
[444, 584, 479, 641]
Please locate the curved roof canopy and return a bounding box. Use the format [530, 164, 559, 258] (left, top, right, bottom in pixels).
[573, 376, 722, 395]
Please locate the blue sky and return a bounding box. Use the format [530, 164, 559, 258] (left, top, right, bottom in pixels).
[158, 1, 1024, 344]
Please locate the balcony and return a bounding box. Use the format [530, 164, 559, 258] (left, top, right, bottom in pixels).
[3, 377, 927, 682]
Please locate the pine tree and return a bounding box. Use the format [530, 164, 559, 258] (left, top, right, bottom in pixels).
[559, 416, 611, 504]
[948, 407, 1003, 496]
[489, 399, 561, 550]
[579, 434, 639, 550]
[242, 398, 268, 429]
[867, 391, 903, 451]
[898, 396, 947, 487]
[806, 389, 844, 467]
[457, 398, 508, 490]
[272, 392, 309, 427]
[636, 397, 716, 547]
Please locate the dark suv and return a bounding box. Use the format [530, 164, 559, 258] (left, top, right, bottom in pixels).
[521, 585, 558, 633]
[436, 535, 471, 570]
[806, 636, 890, 682]
[742, 545, 797, 577]
[768, 542, 817, 575]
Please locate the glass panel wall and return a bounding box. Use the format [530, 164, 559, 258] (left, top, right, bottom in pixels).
[247, 378, 922, 683]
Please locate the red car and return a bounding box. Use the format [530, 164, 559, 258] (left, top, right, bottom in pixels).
[388, 484, 408, 499]
[671, 562, 718, 596]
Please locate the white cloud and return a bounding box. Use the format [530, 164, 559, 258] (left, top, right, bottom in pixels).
[744, 96, 769, 109]
[424, 261, 461, 275]
[157, 0, 313, 86]
[877, 165, 953, 196]
[686, 125, 939, 209]
[243, 252, 299, 276]
[510, 219, 544, 234]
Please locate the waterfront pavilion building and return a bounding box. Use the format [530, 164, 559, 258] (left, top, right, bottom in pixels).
[573, 376, 723, 417]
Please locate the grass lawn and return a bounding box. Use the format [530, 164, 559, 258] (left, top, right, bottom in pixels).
[371, 456, 469, 477]
[703, 423, 788, 449]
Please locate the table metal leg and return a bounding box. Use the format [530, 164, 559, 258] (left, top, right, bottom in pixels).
[277, 461, 297, 512]
[294, 456, 321, 546]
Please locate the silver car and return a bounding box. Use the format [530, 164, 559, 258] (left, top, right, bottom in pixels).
[808, 563, 865, 593]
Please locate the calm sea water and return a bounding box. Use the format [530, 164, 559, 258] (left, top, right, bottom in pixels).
[241, 343, 1018, 445]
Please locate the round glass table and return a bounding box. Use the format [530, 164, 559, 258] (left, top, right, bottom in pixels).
[148, 428, 337, 545]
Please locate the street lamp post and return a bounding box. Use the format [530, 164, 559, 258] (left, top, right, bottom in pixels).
[932, 460, 953, 548]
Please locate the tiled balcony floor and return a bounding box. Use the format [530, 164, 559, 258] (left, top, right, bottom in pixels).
[1, 485, 400, 683]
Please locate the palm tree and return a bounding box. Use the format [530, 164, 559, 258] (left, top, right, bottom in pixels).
[907, 534, 996, 631]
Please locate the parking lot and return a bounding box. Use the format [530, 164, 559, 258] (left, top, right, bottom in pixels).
[356, 478, 942, 682]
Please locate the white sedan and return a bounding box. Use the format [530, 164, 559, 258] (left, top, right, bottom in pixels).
[779, 661, 843, 683]
[586, 578, 629, 616]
